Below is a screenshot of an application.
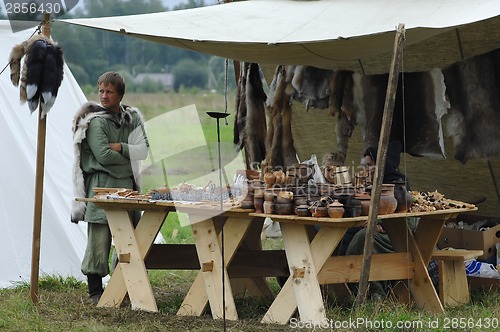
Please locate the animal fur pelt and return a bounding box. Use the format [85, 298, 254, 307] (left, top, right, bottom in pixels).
[244, 63, 267, 168]
[443, 49, 500, 163]
[9, 33, 64, 118]
[233, 62, 248, 151]
[291, 65, 333, 110]
[265, 65, 298, 168]
[332, 70, 448, 159]
[71, 102, 145, 223]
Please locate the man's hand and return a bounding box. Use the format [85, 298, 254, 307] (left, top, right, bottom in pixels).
[109, 143, 122, 152]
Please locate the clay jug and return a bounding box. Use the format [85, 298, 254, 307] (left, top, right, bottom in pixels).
[379, 184, 397, 214]
[327, 200, 345, 218]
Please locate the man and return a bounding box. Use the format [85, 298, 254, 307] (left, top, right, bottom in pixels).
[71, 72, 149, 304]
[344, 141, 438, 298]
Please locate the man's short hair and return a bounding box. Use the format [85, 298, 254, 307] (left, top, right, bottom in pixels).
[98, 72, 125, 95]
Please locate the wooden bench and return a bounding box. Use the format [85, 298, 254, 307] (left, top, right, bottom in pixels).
[431, 249, 484, 307]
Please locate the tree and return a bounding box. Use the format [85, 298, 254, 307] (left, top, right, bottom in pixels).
[172, 59, 208, 91]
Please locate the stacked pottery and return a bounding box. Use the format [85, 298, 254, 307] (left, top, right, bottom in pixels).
[240, 181, 254, 210]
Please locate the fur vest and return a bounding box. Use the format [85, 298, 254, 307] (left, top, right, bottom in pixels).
[71, 101, 144, 223]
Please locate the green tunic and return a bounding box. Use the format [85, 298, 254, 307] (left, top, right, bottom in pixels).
[81, 110, 148, 224]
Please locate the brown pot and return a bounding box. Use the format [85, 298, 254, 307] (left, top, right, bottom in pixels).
[355, 193, 371, 216]
[275, 203, 294, 215]
[295, 204, 311, 217]
[327, 201, 345, 218]
[240, 197, 254, 210]
[379, 190, 397, 215]
[309, 205, 328, 218]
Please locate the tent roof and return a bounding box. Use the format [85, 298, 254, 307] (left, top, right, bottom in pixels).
[60, 0, 500, 74]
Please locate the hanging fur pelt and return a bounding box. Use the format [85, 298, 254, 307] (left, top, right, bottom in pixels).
[265, 65, 298, 169]
[244, 63, 267, 169]
[291, 65, 333, 110]
[9, 33, 64, 118]
[443, 48, 500, 163]
[233, 62, 248, 151]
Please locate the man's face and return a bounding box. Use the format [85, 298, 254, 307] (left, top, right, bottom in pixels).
[98, 82, 122, 111]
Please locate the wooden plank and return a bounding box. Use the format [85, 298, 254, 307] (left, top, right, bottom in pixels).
[432, 249, 483, 261]
[262, 226, 346, 324]
[383, 218, 444, 313]
[438, 260, 470, 307]
[98, 210, 167, 309]
[318, 253, 413, 284]
[106, 210, 157, 312]
[413, 217, 446, 264]
[191, 218, 237, 320]
[178, 216, 253, 317]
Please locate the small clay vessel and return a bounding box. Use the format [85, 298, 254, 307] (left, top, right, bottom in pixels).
[295, 204, 311, 217]
[275, 203, 294, 215]
[309, 205, 328, 218]
[327, 200, 345, 218]
[379, 184, 397, 214]
[253, 196, 264, 213]
[355, 193, 371, 216]
[263, 172, 276, 187]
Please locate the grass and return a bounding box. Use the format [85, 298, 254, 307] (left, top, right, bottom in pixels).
[2, 92, 498, 331]
[1, 269, 499, 331]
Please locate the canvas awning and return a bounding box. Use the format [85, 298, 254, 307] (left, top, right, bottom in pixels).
[60, 0, 500, 74]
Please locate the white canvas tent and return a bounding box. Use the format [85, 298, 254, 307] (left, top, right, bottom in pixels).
[61, 0, 500, 74]
[0, 21, 87, 288]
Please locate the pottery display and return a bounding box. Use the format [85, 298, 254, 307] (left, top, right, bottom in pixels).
[379, 184, 398, 214]
[355, 193, 371, 216]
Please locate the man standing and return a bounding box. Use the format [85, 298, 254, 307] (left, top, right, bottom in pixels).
[71, 72, 149, 303]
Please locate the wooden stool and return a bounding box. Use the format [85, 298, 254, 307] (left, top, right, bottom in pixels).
[431, 249, 484, 307]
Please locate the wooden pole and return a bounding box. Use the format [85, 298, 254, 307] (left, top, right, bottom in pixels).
[354, 23, 405, 308]
[30, 13, 51, 305]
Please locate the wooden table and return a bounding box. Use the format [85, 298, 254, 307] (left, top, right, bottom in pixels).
[252, 208, 477, 325]
[76, 197, 285, 319]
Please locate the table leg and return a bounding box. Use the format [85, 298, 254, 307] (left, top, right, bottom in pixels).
[181, 216, 251, 320]
[383, 218, 444, 313]
[98, 210, 167, 311]
[262, 225, 346, 324]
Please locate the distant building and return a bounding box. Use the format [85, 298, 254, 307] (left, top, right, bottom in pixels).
[134, 73, 174, 91]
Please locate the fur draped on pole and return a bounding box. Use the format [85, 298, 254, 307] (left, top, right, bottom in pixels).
[8, 33, 64, 118]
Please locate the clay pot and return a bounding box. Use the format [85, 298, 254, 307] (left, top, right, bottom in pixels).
[275, 203, 294, 215]
[263, 201, 275, 214]
[236, 169, 260, 181]
[273, 170, 286, 185]
[253, 187, 265, 199]
[327, 201, 345, 218]
[295, 204, 311, 217]
[355, 193, 371, 216]
[263, 172, 276, 187]
[379, 185, 397, 215]
[294, 195, 308, 206]
[278, 191, 294, 200]
[240, 196, 254, 210]
[309, 205, 328, 218]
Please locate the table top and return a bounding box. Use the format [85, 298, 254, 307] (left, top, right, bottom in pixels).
[77, 197, 477, 225]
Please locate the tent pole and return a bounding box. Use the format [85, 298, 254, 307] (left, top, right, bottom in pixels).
[30, 13, 51, 305]
[355, 23, 405, 308]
